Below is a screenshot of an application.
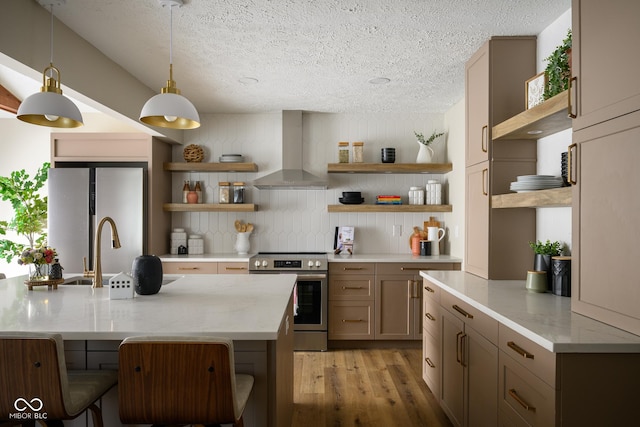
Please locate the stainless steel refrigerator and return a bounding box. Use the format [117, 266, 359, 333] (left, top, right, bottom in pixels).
[48, 167, 145, 276]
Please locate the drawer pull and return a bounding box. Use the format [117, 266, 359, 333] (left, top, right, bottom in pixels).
[401, 267, 429, 271]
[452, 304, 474, 319]
[177, 267, 199, 270]
[343, 267, 364, 271]
[342, 319, 364, 323]
[424, 286, 435, 293]
[507, 341, 535, 359]
[425, 313, 436, 321]
[342, 286, 364, 290]
[224, 267, 246, 271]
[425, 357, 435, 368]
[508, 389, 536, 412]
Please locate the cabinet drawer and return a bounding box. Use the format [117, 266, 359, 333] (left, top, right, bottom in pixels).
[329, 276, 374, 300]
[498, 324, 556, 388]
[218, 262, 249, 274]
[441, 290, 498, 344]
[422, 329, 440, 398]
[422, 298, 440, 340]
[422, 278, 441, 304]
[329, 262, 375, 275]
[376, 262, 454, 275]
[328, 301, 373, 340]
[499, 351, 556, 427]
[162, 261, 218, 274]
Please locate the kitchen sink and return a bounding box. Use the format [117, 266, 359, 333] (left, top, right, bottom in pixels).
[62, 276, 176, 286]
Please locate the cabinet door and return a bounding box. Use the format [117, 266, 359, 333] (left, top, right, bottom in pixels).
[422, 328, 441, 398]
[572, 110, 640, 335]
[328, 300, 374, 340]
[572, 0, 640, 131]
[218, 262, 249, 274]
[440, 308, 465, 427]
[465, 162, 489, 278]
[375, 275, 420, 340]
[161, 261, 218, 274]
[466, 42, 490, 167]
[466, 325, 498, 427]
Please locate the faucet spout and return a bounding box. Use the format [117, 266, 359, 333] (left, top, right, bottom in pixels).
[87, 216, 121, 288]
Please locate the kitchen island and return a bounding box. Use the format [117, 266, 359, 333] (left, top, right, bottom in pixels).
[0, 273, 296, 427]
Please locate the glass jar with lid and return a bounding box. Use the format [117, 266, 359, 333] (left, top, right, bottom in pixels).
[218, 182, 230, 204]
[352, 141, 364, 163]
[233, 182, 245, 204]
[338, 141, 350, 163]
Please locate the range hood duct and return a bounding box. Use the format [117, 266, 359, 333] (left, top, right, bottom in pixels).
[252, 110, 327, 190]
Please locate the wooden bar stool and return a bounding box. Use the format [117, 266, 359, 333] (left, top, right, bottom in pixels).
[118, 336, 254, 427]
[0, 332, 117, 427]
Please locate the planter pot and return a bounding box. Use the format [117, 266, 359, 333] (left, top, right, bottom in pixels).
[132, 255, 163, 295]
[533, 254, 553, 291]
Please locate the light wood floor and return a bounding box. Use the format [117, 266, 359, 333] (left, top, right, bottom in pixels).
[292, 348, 453, 427]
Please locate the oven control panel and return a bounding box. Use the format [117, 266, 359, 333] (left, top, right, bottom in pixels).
[250, 254, 327, 271]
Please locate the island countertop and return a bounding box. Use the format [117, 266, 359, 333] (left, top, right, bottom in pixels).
[422, 270, 640, 353]
[0, 274, 296, 341]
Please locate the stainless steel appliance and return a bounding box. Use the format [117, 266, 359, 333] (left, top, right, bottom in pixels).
[249, 252, 327, 351]
[48, 166, 145, 275]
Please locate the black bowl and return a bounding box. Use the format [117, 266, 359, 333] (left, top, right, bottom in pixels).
[342, 191, 362, 199]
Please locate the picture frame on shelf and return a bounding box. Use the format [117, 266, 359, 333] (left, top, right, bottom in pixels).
[525, 71, 547, 109]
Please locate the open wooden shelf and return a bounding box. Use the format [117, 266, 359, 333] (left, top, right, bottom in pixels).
[328, 204, 452, 213]
[327, 163, 452, 174]
[164, 162, 258, 172]
[492, 90, 571, 140]
[491, 187, 571, 209]
[163, 203, 258, 212]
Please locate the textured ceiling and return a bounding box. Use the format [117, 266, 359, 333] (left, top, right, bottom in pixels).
[35, 0, 570, 114]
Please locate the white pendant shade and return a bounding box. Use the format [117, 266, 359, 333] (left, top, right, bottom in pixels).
[140, 92, 200, 129]
[17, 90, 83, 128]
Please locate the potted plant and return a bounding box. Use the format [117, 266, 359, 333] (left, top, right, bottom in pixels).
[543, 29, 572, 100]
[0, 162, 50, 265]
[529, 239, 563, 290]
[414, 130, 444, 163]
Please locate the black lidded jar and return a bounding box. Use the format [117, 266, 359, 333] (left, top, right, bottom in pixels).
[132, 255, 163, 295]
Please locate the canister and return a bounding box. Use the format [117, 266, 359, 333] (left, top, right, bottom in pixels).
[352, 142, 364, 163]
[552, 256, 571, 297]
[218, 182, 230, 204]
[188, 234, 204, 255]
[338, 142, 350, 163]
[233, 182, 245, 204]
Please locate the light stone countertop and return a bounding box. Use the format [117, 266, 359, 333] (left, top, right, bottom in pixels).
[422, 270, 640, 353]
[0, 273, 296, 341]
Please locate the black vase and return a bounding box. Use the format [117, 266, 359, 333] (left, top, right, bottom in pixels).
[132, 255, 163, 295]
[533, 254, 552, 291]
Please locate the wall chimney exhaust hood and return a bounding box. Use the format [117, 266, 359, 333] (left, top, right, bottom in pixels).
[252, 110, 327, 190]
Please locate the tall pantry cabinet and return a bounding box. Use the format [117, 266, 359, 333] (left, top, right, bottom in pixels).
[570, 0, 640, 336]
[464, 37, 537, 279]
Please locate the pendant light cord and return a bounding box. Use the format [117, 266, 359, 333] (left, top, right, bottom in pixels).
[49, 4, 54, 68]
[169, 4, 173, 67]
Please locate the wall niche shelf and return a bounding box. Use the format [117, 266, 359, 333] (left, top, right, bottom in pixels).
[492, 90, 571, 140]
[328, 204, 452, 213]
[327, 163, 452, 174]
[164, 162, 258, 173]
[163, 203, 258, 212]
[492, 187, 571, 209]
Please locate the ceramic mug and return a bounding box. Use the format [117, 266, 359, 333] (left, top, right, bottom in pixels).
[427, 227, 445, 242]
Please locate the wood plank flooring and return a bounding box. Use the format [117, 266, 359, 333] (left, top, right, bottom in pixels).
[292, 348, 453, 427]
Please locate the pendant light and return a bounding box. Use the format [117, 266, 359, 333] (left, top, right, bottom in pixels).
[17, 0, 83, 128]
[140, 0, 200, 130]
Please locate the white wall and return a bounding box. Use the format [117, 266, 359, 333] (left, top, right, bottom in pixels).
[535, 9, 572, 252]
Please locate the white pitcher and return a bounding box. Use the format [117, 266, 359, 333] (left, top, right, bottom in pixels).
[235, 231, 251, 255]
[427, 227, 445, 256]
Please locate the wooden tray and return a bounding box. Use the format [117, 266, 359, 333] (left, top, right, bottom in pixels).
[24, 278, 64, 290]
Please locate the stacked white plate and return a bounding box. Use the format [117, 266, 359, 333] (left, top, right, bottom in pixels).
[510, 175, 563, 192]
[219, 154, 244, 163]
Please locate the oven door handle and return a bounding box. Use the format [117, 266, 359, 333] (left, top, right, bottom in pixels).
[296, 274, 327, 280]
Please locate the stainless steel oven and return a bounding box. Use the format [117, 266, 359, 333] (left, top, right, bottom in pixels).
[249, 252, 327, 351]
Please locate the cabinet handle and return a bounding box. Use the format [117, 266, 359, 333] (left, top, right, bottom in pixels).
[424, 286, 435, 293]
[342, 286, 364, 290]
[343, 267, 364, 271]
[481, 125, 488, 153]
[460, 333, 467, 367]
[568, 142, 577, 185]
[224, 266, 246, 271]
[456, 332, 467, 366]
[507, 341, 535, 359]
[456, 332, 463, 363]
[481, 168, 488, 196]
[400, 267, 427, 271]
[568, 76, 577, 119]
[177, 267, 199, 270]
[452, 304, 474, 319]
[425, 357, 435, 368]
[508, 389, 536, 412]
[342, 319, 364, 323]
[425, 313, 436, 321]
[409, 280, 420, 299]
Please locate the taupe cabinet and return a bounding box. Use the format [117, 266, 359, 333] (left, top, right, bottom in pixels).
[329, 262, 459, 341]
[161, 261, 249, 274]
[570, 0, 640, 336]
[464, 37, 537, 279]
